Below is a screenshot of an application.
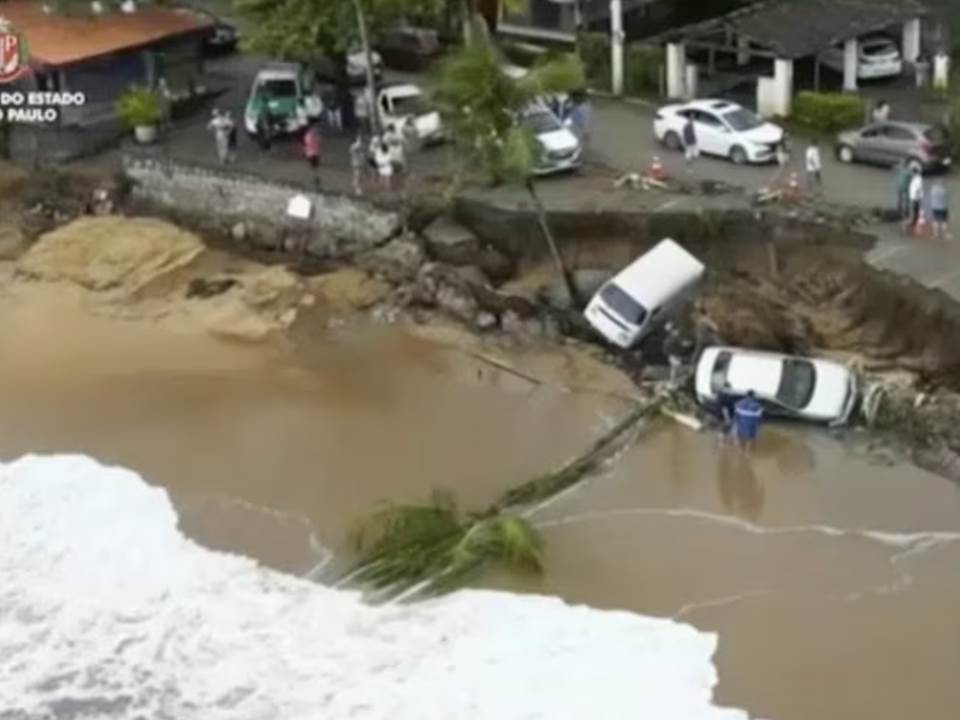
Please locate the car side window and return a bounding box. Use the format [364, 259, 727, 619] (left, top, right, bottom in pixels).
[861, 125, 881, 138]
[882, 125, 915, 141]
[696, 112, 723, 128]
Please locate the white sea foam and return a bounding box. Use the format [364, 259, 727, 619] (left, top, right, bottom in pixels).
[0, 454, 751, 720]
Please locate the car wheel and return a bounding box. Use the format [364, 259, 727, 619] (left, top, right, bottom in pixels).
[664, 131, 681, 151]
[837, 144, 854, 163]
[729, 145, 748, 165]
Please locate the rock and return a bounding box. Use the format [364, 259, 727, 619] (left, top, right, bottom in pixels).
[309, 268, 391, 311]
[475, 311, 499, 331]
[501, 309, 543, 340]
[423, 217, 481, 265]
[230, 221, 247, 242]
[357, 235, 425, 284]
[435, 282, 479, 323]
[542, 268, 611, 310]
[186, 277, 238, 299]
[0, 222, 25, 260]
[454, 264, 491, 288]
[477, 246, 515, 284]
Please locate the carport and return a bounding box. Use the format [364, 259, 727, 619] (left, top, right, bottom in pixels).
[660, 0, 928, 116]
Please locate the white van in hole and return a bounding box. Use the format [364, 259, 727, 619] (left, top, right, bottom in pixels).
[584, 239, 705, 349]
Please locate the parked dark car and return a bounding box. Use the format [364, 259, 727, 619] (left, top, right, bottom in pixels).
[835, 121, 952, 172]
[377, 26, 442, 72]
[177, 6, 239, 54]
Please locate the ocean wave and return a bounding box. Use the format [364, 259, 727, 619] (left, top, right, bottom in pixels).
[0, 454, 751, 720]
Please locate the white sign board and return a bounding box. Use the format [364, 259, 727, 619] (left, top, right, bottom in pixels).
[286, 194, 312, 220]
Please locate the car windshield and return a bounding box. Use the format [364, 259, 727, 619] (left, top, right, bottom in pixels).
[723, 108, 762, 132]
[524, 111, 562, 135]
[599, 284, 647, 326]
[392, 94, 431, 116]
[263, 79, 297, 98]
[709, 351, 733, 395]
[776, 359, 817, 409]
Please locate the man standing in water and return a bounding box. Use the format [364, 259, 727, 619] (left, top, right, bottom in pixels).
[733, 390, 763, 452]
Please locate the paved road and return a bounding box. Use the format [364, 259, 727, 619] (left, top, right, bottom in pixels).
[141, 52, 960, 301]
[587, 98, 960, 300]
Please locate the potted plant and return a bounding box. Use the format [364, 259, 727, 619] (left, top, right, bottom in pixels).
[116, 86, 161, 143]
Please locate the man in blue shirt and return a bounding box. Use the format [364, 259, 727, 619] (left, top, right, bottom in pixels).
[733, 390, 764, 451]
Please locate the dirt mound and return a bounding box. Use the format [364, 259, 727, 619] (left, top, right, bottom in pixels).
[12, 216, 314, 343]
[18, 217, 204, 294]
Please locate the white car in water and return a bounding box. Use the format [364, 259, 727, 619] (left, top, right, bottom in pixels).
[818, 35, 903, 80]
[653, 99, 786, 164]
[694, 346, 859, 425]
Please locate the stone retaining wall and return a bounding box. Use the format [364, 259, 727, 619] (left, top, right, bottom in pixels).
[122, 155, 400, 258]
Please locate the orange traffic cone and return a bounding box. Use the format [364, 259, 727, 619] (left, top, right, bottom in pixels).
[648, 155, 667, 181]
[913, 208, 931, 238]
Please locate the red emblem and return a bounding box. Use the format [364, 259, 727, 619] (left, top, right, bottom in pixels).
[0, 27, 27, 84]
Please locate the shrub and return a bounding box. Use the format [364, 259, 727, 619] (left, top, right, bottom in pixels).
[624, 43, 663, 97]
[577, 31, 610, 91]
[116, 86, 161, 128]
[791, 91, 865, 133]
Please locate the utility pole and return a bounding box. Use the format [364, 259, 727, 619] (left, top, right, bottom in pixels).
[610, 0, 624, 95]
[352, 0, 380, 135]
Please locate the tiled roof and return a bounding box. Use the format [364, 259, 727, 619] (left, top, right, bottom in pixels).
[0, 1, 212, 67]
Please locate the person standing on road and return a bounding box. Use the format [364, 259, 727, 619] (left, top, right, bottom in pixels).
[907, 167, 925, 233]
[733, 390, 763, 452]
[682, 115, 698, 170]
[224, 111, 238, 164]
[872, 100, 890, 123]
[350, 134, 367, 196]
[302, 122, 322, 189]
[207, 108, 231, 164]
[930, 179, 950, 239]
[804, 142, 822, 193]
[255, 102, 273, 153]
[894, 158, 911, 220]
[569, 89, 593, 148]
[374, 140, 393, 192]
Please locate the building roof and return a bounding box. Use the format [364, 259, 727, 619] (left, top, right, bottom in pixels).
[664, 0, 929, 59]
[0, 1, 212, 67]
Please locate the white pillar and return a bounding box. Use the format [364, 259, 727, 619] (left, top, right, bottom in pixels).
[934, 51, 950, 90]
[843, 38, 858, 91]
[610, 0, 624, 95]
[902, 18, 921, 63]
[666, 42, 687, 98]
[737, 36, 750, 66]
[773, 58, 794, 116]
[684, 63, 698, 100]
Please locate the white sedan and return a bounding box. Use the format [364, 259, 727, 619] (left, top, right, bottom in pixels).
[653, 99, 785, 164]
[819, 35, 902, 80]
[375, 83, 443, 144]
[694, 346, 859, 425]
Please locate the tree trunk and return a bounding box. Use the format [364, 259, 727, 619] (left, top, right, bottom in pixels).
[526, 178, 580, 308]
[351, 0, 380, 136]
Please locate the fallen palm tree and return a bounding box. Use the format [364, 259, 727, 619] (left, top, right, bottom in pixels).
[343, 391, 674, 601]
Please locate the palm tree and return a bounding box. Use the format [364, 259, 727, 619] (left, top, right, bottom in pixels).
[347, 490, 543, 599]
[432, 34, 586, 305]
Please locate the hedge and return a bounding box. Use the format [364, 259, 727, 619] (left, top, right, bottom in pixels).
[791, 92, 866, 133]
[576, 32, 662, 97]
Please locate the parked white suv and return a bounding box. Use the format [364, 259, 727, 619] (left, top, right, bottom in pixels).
[522, 102, 582, 175]
[653, 99, 786, 164]
[819, 35, 902, 80]
[694, 346, 859, 425]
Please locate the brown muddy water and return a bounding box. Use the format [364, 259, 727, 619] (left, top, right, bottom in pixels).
[1, 271, 959, 720]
